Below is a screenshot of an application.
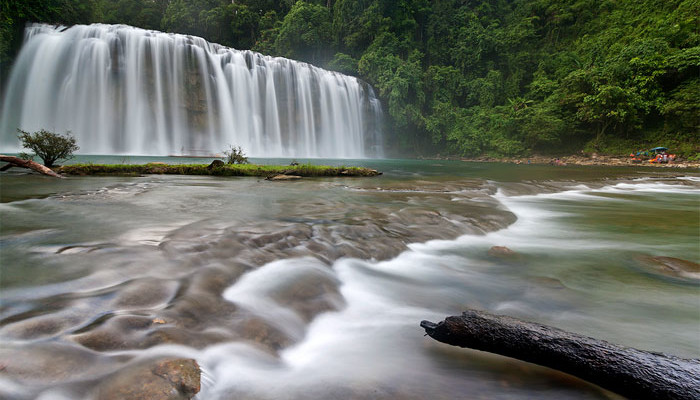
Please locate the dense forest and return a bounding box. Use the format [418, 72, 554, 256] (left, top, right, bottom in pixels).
[1, 0, 698, 158]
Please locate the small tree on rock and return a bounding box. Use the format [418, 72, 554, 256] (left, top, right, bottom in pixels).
[224, 145, 249, 164]
[18, 129, 79, 167]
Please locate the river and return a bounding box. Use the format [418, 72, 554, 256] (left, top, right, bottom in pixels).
[1, 159, 698, 399]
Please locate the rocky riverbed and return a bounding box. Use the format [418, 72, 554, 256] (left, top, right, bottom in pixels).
[1, 161, 698, 400]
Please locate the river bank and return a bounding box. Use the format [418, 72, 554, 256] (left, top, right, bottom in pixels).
[459, 154, 700, 169]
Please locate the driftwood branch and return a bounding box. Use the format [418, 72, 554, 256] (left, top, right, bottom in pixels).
[0, 155, 64, 178]
[421, 310, 700, 400]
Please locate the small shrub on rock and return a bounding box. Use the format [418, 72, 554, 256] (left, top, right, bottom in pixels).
[224, 145, 249, 164]
[18, 129, 79, 167]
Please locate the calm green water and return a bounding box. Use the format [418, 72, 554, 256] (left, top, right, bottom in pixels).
[0, 160, 698, 399]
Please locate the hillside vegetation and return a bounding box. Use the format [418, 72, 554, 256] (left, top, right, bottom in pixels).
[1, 0, 698, 158]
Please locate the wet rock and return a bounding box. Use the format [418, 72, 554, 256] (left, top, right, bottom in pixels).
[268, 267, 344, 322]
[488, 246, 517, 257]
[141, 324, 236, 349]
[166, 291, 238, 328]
[266, 174, 302, 181]
[236, 316, 293, 352]
[529, 277, 567, 290]
[188, 265, 243, 294]
[1, 315, 68, 340]
[207, 159, 225, 169]
[635, 255, 700, 282]
[74, 330, 128, 351]
[155, 191, 515, 268]
[116, 315, 161, 330]
[141, 327, 193, 347]
[0, 342, 114, 384]
[96, 358, 200, 400]
[138, 276, 240, 348]
[73, 306, 235, 351]
[487, 246, 525, 266]
[152, 359, 201, 394]
[245, 226, 311, 249]
[112, 278, 179, 310]
[71, 315, 170, 351]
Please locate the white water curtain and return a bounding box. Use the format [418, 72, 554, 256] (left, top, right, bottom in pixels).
[0, 24, 383, 158]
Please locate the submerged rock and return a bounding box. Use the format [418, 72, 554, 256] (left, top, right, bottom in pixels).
[488, 246, 517, 257]
[96, 358, 200, 400]
[111, 278, 179, 310]
[635, 255, 700, 282]
[0, 342, 113, 384]
[266, 174, 302, 181]
[235, 316, 294, 352]
[487, 246, 525, 266]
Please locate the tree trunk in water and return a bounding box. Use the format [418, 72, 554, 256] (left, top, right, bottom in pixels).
[421, 310, 700, 400]
[0, 155, 64, 178]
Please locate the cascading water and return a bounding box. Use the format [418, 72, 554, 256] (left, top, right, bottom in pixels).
[0, 23, 383, 158]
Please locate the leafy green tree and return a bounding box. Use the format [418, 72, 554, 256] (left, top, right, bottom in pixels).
[359, 33, 427, 152]
[161, 0, 227, 39]
[513, 99, 568, 152]
[327, 52, 359, 75]
[199, 5, 232, 45]
[660, 78, 700, 137]
[99, 0, 168, 30]
[1, 0, 99, 72]
[252, 10, 281, 54]
[18, 129, 79, 167]
[228, 4, 260, 49]
[332, 0, 382, 56]
[161, 0, 201, 35]
[274, 1, 333, 64]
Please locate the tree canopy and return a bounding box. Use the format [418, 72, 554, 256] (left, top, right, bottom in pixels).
[17, 129, 79, 167]
[2, 0, 698, 158]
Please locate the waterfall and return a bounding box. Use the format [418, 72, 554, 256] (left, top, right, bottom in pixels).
[0, 24, 383, 158]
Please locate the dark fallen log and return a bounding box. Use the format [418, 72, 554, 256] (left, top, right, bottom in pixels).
[421, 310, 700, 400]
[0, 155, 64, 178]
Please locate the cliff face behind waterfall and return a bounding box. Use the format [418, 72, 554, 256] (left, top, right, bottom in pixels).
[0, 24, 383, 158]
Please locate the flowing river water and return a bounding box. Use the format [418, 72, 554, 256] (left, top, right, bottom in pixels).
[0, 159, 698, 399]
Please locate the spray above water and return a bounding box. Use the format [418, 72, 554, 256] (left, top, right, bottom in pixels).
[0, 23, 383, 158]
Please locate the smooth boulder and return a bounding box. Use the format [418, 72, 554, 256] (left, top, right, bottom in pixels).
[97, 358, 201, 400]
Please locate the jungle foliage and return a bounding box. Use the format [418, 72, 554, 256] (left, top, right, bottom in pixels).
[1, 0, 698, 157]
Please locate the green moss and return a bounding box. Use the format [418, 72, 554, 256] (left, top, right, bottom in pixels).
[56, 163, 382, 178]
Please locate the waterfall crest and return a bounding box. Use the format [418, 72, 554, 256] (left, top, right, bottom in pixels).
[0, 24, 383, 158]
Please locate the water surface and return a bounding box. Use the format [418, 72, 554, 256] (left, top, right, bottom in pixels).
[1, 160, 698, 399]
